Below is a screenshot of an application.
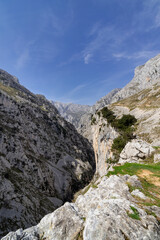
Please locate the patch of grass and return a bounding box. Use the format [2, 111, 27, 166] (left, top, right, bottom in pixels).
[107, 163, 160, 207]
[91, 184, 98, 188]
[111, 85, 160, 110]
[153, 146, 160, 150]
[127, 206, 141, 220]
[0, 82, 18, 97]
[107, 162, 160, 177]
[145, 209, 157, 218]
[126, 182, 137, 193]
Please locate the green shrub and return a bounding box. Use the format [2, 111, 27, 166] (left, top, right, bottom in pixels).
[112, 136, 128, 153]
[115, 114, 137, 131]
[98, 108, 137, 159]
[127, 206, 141, 220]
[111, 115, 137, 155]
[91, 117, 96, 125]
[100, 107, 116, 124]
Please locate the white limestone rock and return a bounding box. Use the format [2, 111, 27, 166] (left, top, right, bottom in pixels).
[154, 154, 160, 163]
[119, 139, 154, 164]
[124, 175, 143, 188]
[111, 53, 160, 103]
[131, 189, 147, 200]
[3, 175, 160, 240]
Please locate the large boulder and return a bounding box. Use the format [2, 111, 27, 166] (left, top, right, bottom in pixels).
[119, 139, 154, 164]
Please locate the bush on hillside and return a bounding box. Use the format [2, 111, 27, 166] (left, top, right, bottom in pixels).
[112, 136, 128, 153]
[115, 114, 137, 131]
[99, 107, 116, 124]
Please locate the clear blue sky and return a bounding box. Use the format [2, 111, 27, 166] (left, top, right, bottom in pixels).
[0, 0, 160, 105]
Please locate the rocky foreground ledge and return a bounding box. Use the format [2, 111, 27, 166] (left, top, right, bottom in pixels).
[3, 173, 160, 240]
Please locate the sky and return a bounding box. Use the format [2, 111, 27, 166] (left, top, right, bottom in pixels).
[0, 0, 160, 105]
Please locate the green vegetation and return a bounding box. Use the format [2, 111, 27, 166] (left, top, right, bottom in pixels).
[107, 163, 160, 207]
[107, 162, 160, 177]
[106, 157, 119, 164]
[111, 85, 160, 110]
[112, 136, 128, 153]
[91, 116, 96, 125]
[100, 107, 116, 124]
[127, 206, 141, 220]
[91, 184, 98, 188]
[115, 114, 137, 131]
[97, 106, 137, 158]
[0, 82, 18, 97]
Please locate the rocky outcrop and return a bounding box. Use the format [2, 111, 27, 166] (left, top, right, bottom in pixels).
[52, 101, 91, 128]
[119, 139, 154, 164]
[154, 154, 160, 163]
[110, 84, 160, 145]
[3, 174, 160, 240]
[90, 115, 118, 176]
[111, 54, 160, 103]
[0, 70, 95, 237]
[91, 88, 121, 112]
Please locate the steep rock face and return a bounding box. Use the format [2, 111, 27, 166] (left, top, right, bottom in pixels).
[91, 88, 121, 112]
[90, 115, 118, 176]
[52, 101, 91, 128]
[0, 70, 95, 237]
[3, 175, 160, 240]
[111, 54, 160, 103]
[78, 55, 160, 179]
[110, 84, 160, 145]
[78, 88, 121, 134]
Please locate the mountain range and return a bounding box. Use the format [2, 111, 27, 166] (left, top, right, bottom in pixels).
[1, 53, 160, 240]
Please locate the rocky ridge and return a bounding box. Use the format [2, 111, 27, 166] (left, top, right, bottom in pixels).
[91, 88, 121, 112]
[52, 101, 91, 128]
[2, 174, 160, 240]
[110, 54, 160, 103]
[52, 89, 121, 129]
[0, 69, 95, 237]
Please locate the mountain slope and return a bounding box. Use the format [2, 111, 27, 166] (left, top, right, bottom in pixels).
[91, 88, 121, 112]
[0, 69, 95, 237]
[52, 101, 91, 128]
[111, 54, 160, 103]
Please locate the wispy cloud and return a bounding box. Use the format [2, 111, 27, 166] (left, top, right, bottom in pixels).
[15, 49, 30, 70]
[132, 0, 160, 32]
[52, 84, 88, 104]
[68, 84, 87, 96]
[58, 53, 82, 67]
[82, 23, 134, 64]
[84, 53, 93, 64]
[113, 50, 159, 61]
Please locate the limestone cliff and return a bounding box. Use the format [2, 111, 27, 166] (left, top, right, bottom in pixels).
[111, 54, 160, 103]
[0, 69, 95, 237]
[78, 54, 160, 177]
